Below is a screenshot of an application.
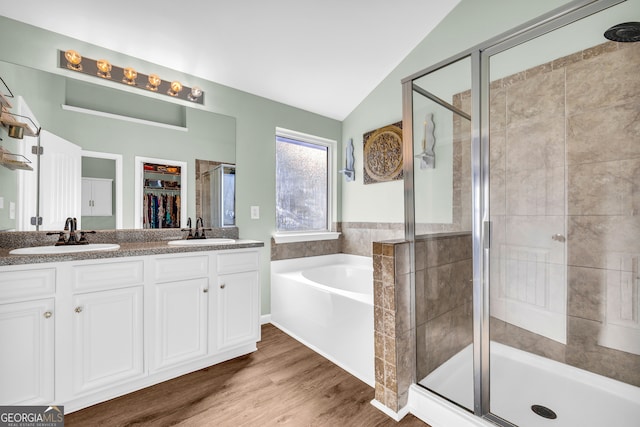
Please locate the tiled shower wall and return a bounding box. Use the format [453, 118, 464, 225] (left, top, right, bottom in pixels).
[415, 233, 473, 381]
[453, 41, 640, 386]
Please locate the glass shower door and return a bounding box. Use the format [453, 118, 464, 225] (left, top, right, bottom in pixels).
[412, 55, 474, 412]
[485, 3, 640, 425]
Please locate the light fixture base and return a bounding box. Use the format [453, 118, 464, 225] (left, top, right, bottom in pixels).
[58, 50, 205, 105]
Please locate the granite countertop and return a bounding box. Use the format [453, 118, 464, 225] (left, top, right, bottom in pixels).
[0, 228, 264, 266]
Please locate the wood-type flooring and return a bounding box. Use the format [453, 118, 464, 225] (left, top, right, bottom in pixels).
[66, 324, 430, 427]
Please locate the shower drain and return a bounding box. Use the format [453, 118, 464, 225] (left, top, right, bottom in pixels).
[531, 404, 557, 420]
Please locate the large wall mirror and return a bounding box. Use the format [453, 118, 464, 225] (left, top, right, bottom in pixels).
[0, 59, 236, 231]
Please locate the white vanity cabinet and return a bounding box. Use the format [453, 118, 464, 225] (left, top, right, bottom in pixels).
[149, 254, 210, 372]
[0, 245, 261, 412]
[65, 259, 145, 397]
[215, 250, 260, 351]
[0, 267, 56, 405]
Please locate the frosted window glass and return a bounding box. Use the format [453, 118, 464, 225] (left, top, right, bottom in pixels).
[276, 136, 328, 231]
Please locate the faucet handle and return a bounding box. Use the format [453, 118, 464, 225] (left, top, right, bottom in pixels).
[46, 231, 66, 246]
[78, 230, 96, 244]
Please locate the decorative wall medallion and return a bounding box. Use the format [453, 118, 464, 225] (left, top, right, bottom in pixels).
[363, 121, 403, 184]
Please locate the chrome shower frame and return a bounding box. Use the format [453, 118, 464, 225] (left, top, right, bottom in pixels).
[401, 0, 626, 424]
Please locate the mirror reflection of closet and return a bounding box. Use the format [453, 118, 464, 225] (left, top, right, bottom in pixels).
[135, 156, 187, 229]
[201, 164, 235, 228]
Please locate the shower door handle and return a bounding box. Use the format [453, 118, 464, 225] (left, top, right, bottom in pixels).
[552, 234, 566, 242]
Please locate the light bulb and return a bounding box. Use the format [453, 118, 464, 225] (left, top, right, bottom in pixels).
[168, 80, 183, 96]
[188, 86, 203, 101]
[64, 49, 82, 71]
[123, 67, 137, 85]
[96, 59, 112, 78]
[147, 74, 161, 91]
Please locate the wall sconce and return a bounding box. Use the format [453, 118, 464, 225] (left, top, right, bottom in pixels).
[415, 113, 436, 169]
[58, 50, 205, 105]
[338, 138, 356, 182]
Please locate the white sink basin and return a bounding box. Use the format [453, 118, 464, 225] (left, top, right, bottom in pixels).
[167, 238, 235, 246]
[10, 243, 121, 255]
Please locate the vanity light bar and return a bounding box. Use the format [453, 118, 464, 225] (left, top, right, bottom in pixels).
[58, 50, 204, 105]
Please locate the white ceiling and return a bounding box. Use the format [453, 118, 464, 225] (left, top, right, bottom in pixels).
[1, 0, 459, 120]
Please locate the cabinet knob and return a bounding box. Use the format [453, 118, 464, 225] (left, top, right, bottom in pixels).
[75, 306, 83, 313]
[43, 311, 53, 319]
[220, 284, 226, 289]
[203, 288, 209, 293]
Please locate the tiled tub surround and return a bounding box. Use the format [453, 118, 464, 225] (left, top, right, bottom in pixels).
[270, 222, 406, 260]
[453, 40, 640, 387]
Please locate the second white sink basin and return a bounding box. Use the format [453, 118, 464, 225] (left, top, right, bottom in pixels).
[167, 238, 235, 246]
[10, 243, 121, 255]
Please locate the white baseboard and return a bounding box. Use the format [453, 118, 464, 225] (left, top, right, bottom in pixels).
[260, 314, 272, 325]
[370, 399, 410, 421]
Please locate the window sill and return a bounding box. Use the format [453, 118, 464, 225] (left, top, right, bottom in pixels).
[272, 231, 341, 244]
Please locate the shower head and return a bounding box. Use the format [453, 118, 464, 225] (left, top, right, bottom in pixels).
[604, 22, 640, 42]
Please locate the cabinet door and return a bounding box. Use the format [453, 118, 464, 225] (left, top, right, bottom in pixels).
[151, 278, 208, 372]
[217, 271, 259, 350]
[81, 179, 92, 216]
[0, 299, 54, 405]
[81, 178, 113, 217]
[72, 287, 143, 395]
[90, 179, 113, 216]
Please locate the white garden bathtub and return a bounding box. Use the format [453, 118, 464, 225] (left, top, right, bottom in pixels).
[271, 254, 374, 386]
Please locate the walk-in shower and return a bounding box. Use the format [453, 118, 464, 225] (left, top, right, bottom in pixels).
[402, 0, 640, 426]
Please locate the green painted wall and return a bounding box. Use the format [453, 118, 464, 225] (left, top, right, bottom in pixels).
[341, 0, 639, 225]
[0, 16, 342, 315]
[341, 0, 582, 223]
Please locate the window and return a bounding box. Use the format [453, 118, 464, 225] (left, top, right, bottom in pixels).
[275, 129, 332, 232]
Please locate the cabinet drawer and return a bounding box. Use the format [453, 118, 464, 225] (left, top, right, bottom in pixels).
[217, 250, 259, 274]
[72, 260, 144, 293]
[154, 255, 209, 282]
[0, 268, 56, 302]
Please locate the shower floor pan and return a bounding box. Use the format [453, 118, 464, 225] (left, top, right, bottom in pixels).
[419, 342, 640, 427]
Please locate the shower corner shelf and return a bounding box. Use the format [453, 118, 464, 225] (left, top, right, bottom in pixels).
[0, 146, 33, 171]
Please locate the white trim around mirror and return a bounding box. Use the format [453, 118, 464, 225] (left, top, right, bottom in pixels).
[81, 150, 123, 229]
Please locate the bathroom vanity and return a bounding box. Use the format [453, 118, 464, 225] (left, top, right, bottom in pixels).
[0, 240, 262, 413]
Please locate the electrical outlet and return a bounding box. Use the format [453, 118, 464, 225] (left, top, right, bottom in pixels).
[9, 202, 15, 219]
[250, 206, 260, 219]
[0, 197, 3, 209]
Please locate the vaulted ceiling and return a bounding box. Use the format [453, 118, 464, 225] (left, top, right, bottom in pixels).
[1, 0, 460, 120]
